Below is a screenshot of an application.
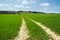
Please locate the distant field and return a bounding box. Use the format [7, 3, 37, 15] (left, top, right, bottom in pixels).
[0, 14, 22, 40]
[24, 14, 60, 35]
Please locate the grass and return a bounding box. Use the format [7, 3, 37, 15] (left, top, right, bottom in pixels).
[0, 14, 22, 40]
[24, 14, 60, 35]
[24, 17, 50, 40]
[0, 13, 60, 40]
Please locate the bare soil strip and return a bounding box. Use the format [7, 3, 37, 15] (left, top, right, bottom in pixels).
[15, 17, 29, 40]
[29, 19, 60, 40]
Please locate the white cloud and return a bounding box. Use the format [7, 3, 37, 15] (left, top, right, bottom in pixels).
[0, 4, 9, 7]
[14, 5, 23, 8]
[25, 6, 30, 9]
[44, 7, 48, 10]
[17, 0, 21, 1]
[31, 0, 36, 3]
[40, 3, 50, 7]
[0, 4, 3, 6]
[14, 5, 23, 11]
[22, 0, 28, 4]
[40, 10, 47, 12]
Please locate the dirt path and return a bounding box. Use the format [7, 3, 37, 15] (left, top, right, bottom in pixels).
[29, 19, 60, 40]
[15, 17, 29, 40]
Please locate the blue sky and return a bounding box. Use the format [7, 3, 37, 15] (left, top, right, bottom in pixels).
[0, 0, 60, 13]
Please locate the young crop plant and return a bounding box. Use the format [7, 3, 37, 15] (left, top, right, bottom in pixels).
[24, 17, 50, 40]
[25, 14, 60, 35]
[0, 14, 22, 40]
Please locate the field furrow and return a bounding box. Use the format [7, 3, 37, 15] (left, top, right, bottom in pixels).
[15, 17, 29, 40]
[0, 14, 60, 40]
[24, 14, 60, 35]
[29, 18, 60, 40]
[24, 17, 50, 40]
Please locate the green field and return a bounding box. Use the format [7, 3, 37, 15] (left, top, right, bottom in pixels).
[24, 17, 50, 40]
[0, 14, 22, 40]
[0, 13, 60, 40]
[24, 14, 60, 35]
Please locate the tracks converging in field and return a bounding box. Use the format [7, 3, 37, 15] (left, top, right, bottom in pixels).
[14, 17, 60, 40]
[29, 18, 60, 40]
[1, 14, 60, 40]
[15, 17, 29, 40]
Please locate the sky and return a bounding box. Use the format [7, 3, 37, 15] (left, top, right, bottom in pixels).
[0, 0, 60, 13]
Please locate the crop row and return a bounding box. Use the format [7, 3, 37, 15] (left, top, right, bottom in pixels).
[0, 14, 22, 40]
[24, 17, 50, 40]
[24, 14, 60, 35]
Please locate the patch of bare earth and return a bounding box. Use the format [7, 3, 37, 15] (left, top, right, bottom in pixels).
[15, 18, 29, 40]
[30, 19, 60, 40]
